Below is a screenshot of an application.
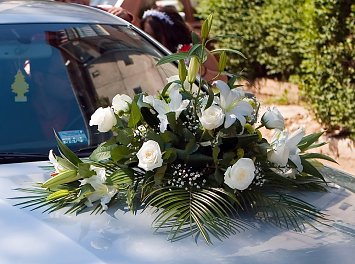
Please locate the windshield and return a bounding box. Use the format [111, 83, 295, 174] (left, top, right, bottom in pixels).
[0, 23, 178, 160]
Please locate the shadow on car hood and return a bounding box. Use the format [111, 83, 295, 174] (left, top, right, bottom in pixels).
[0, 161, 354, 264]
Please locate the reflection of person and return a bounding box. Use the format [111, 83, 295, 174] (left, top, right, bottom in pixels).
[54, 0, 137, 25]
[141, 7, 192, 53]
[140, 6, 227, 82]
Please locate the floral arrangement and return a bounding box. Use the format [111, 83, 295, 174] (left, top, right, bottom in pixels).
[16, 15, 335, 244]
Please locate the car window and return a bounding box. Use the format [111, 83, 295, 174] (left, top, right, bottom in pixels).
[0, 23, 178, 158]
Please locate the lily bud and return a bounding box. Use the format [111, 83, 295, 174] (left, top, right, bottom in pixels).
[218, 51, 227, 73]
[261, 106, 285, 130]
[178, 59, 187, 82]
[187, 56, 199, 83]
[201, 14, 213, 40]
[42, 170, 80, 189]
[47, 189, 70, 201]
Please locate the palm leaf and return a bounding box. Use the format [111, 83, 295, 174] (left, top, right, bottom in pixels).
[242, 191, 329, 231]
[144, 187, 252, 244]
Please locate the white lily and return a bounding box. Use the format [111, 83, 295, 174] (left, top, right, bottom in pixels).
[166, 75, 190, 91]
[267, 128, 305, 172]
[80, 165, 117, 211]
[213, 80, 254, 129]
[143, 86, 189, 132]
[48, 150, 65, 174]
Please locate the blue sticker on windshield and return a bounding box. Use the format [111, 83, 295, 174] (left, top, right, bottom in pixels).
[58, 130, 88, 145]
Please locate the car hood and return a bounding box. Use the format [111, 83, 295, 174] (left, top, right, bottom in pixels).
[0, 161, 354, 264]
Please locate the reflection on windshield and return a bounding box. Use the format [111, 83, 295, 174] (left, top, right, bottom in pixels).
[0, 23, 179, 157]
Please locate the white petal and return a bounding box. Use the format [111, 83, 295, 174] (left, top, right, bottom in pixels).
[233, 101, 254, 117]
[224, 113, 237, 128]
[289, 153, 303, 172]
[267, 144, 290, 167]
[287, 128, 305, 151]
[213, 80, 231, 109]
[157, 114, 169, 132]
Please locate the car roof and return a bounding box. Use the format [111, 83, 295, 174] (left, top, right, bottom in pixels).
[0, 0, 128, 25]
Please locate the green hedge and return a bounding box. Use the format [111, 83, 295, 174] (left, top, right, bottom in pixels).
[299, 0, 354, 137]
[197, 0, 309, 79]
[197, 0, 355, 137]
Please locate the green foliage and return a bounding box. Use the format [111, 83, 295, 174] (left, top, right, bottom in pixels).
[299, 0, 355, 137]
[197, 0, 309, 79]
[197, 0, 354, 136]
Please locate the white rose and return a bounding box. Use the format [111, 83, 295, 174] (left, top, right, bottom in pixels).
[136, 140, 163, 171]
[112, 94, 132, 114]
[224, 158, 255, 190]
[267, 128, 305, 172]
[89, 107, 117, 132]
[199, 105, 225, 130]
[261, 106, 285, 130]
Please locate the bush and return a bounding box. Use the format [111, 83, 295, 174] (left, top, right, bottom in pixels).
[196, 0, 309, 79]
[197, 0, 355, 137]
[196, 0, 265, 78]
[299, 0, 355, 137]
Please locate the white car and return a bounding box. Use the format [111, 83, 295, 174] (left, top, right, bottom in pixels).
[0, 1, 354, 264]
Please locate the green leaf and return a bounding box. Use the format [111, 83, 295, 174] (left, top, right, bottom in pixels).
[204, 88, 215, 110]
[154, 165, 167, 185]
[210, 48, 246, 59]
[111, 145, 132, 162]
[214, 169, 224, 185]
[89, 143, 116, 162]
[298, 132, 324, 151]
[146, 130, 164, 146]
[109, 168, 133, 186]
[115, 128, 134, 145]
[187, 44, 203, 57]
[185, 154, 214, 164]
[301, 153, 337, 163]
[227, 75, 238, 88]
[185, 138, 198, 154]
[166, 112, 177, 131]
[220, 152, 235, 167]
[212, 145, 220, 165]
[157, 52, 188, 65]
[128, 101, 142, 128]
[163, 149, 177, 163]
[161, 131, 178, 144]
[54, 131, 82, 166]
[127, 186, 140, 213]
[78, 163, 95, 178]
[306, 142, 327, 150]
[191, 31, 200, 45]
[300, 157, 327, 183]
[56, 156, 77, 170]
